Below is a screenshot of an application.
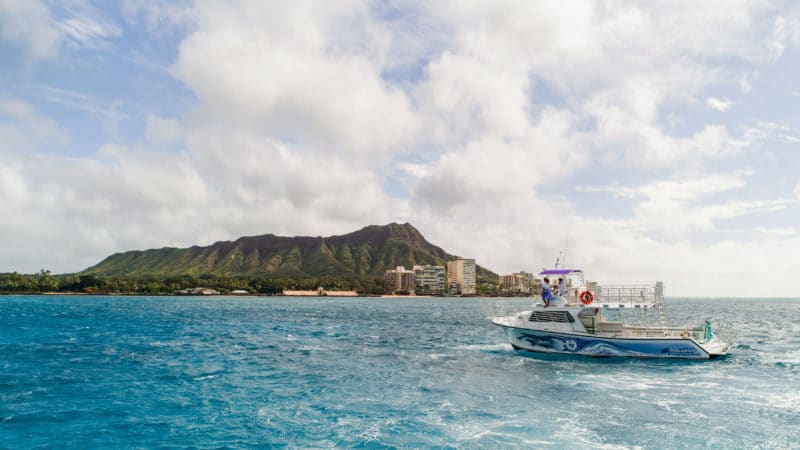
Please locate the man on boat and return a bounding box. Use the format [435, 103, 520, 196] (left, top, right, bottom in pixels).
[541, 277, 554, 307]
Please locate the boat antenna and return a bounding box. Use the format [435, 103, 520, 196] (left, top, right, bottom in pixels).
[554, 252, 561, 269]
[562, 235, 569, 270]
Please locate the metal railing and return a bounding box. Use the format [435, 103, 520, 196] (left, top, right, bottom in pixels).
[595, 283, 661, 309]
[596, 282, 670, 333]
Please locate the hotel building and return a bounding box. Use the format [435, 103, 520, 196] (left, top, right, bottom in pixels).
[384, 266, 415, 294]
[499, 271, 535, 294]
[446, 258, 476, 295]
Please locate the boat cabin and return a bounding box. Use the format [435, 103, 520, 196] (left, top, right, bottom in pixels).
[525, 306, 624, 335]
[537, 269, 597, 306]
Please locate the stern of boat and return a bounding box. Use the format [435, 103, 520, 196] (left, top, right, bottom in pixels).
[696, 321, 735, 358]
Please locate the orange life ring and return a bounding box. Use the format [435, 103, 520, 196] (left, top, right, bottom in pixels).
[580, 291, 594, 305]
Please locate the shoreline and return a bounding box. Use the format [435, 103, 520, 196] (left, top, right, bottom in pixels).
[0, 291, 506, 298]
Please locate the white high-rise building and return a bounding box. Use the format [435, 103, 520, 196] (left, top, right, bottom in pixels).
[447, 258, 476, 295]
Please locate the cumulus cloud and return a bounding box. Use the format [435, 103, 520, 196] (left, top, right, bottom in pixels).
[145, 115, 184, 146]
[171, 0, 420, 159]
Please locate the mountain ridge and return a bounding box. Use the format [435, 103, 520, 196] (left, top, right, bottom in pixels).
[81, 223, 497, 280]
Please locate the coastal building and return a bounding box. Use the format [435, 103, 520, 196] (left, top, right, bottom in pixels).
[413, 265, 446, 296]
[446, 258, 476, 295]
[499, 271, 535, 294]
[447, 280, 459, 296]
[384, 266, 415, 294]
[175, 287, 220, 295]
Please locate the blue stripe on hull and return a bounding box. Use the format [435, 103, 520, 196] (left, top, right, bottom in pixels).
[506, 328, 709, 359]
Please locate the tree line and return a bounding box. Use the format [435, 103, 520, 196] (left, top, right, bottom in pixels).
[0, 270, 387, 296]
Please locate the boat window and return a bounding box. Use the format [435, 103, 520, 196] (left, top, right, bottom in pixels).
[529, 311, 575, 323]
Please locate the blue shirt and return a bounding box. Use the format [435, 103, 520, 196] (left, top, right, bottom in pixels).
[542, 284, 554, 300]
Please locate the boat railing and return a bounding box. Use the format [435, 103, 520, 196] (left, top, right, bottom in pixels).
[594, 284, 660, 308]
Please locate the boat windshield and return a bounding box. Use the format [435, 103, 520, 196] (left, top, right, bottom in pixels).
[578, 308, 620, 322]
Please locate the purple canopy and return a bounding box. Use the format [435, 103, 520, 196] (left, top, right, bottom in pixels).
[539, 269, 582, 275]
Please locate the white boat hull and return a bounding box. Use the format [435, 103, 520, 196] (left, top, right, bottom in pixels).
[501, 326, 718, 359]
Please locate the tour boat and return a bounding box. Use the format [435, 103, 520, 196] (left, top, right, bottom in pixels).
[491, 269, 732, 359]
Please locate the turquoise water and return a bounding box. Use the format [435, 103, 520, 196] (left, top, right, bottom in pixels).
[1, 295, 798, 448]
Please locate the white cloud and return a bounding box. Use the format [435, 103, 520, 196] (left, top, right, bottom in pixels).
[396, 162, 431, 179]
[0, 98, 34, 119]
[583, 173, 749, 202]
[31, 85, 128, 121]
[0, 150, 220, 271]
[0, 0, 125, 60]
[585, 83, 747, 168]
[58, 15, 121, 49]
[754, 226, 797, 237]
[120, 0, 196, 35]
[0, 163, 29, 209]
[0, 0, 61, 59]
[574, 173, 793, 239]
[707, 97, 733, 111]
[768, 9, 800, 59]
[171, 0, 420, 159]
[145, 115, 184, 145]
[0, 98, 66, 152]
[48, 1, 124, 50]
[411, 108, 585, 212]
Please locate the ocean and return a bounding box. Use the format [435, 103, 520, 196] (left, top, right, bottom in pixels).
[1, 295, 798, 448]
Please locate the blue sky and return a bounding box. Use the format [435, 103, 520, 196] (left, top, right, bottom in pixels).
[1, 0, 799, 296]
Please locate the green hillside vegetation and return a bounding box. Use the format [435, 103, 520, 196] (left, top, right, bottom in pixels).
[81, 223, 498, 281]
[0, 271, 387, 296]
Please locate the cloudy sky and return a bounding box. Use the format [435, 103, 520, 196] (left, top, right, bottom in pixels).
[2, 0, 799, 296]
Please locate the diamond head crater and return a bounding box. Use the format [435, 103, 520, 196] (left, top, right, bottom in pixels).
[0, 223, 498, 296]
